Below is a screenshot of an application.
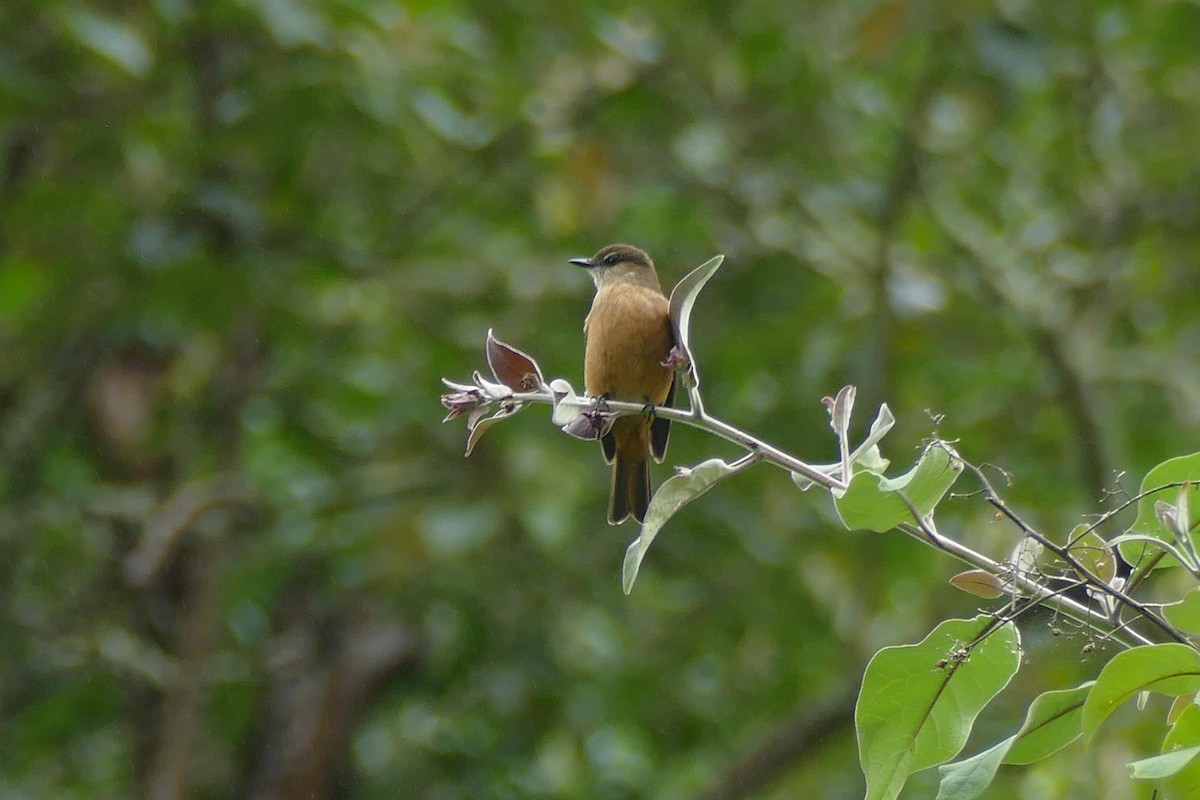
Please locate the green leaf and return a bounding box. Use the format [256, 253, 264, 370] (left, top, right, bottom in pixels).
[1127, 745, 1200, 780]
[936, 680, 1095, 800]
[935, 736, 1015, 800]
[1163, 589, 1200, 636]
[622, 458, 739, 594]
[835, 442, 963, 532]
[1003, 681, 1094, 764]
[856, 616, 1021, 800]
[1124, 453, 1200, 570]
[1159, 703, 1200, 798]
[1082, 644, 1200, 743]
[666, 255, 724, 392]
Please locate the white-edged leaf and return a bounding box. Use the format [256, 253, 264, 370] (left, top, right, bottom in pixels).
[791, 401, 893, 490]
[486, 329, 547, 391]
[853, 444, 891, 475]
[791, 461, 842, 491]
[853, 403, 895, 462]
[1108, 532, 1192, 567]
[548, 378, 582, 427]
[666, 255, 724, 391]
[622, 458, 737, 593]
[827, 385, 855, 436]
[464, 404, 522, 455]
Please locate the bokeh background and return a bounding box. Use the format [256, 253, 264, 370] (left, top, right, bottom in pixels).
[3, 1, 1200, 798]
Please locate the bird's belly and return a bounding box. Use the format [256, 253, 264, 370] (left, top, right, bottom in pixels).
[584, 288, 673, 404]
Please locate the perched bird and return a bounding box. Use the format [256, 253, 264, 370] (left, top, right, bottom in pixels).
[570, 244, 676, 524]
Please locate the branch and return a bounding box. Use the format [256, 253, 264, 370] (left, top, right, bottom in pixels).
[894, 519, 1152, 649]
[510, 389, 844, 490]
[442, 341, 848, 487]
[446, 373, 1162, 648]
[960, 460, 1189, 646]
[443, 330, 1194, 649]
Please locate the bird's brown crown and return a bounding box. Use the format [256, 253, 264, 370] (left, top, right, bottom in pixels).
[589, 244, 653, 271]
[572, 243, 661, 291]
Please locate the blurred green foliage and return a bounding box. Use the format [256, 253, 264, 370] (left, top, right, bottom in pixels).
[2, 0, 1199, 798]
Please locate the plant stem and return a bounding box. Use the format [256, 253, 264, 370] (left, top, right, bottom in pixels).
[513, 390, 841, 488]
[500, 386, 1174, 649]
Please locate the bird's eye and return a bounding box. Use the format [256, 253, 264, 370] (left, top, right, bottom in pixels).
[604, 253, 620, 265]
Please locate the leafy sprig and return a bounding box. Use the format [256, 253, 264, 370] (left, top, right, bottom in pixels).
[441, 253, 1200, 800]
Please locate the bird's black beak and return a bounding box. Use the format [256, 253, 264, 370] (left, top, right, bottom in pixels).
[568, 257, 594, 269]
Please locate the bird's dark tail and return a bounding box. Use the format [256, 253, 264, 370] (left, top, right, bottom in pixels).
[609, 453, 650, 525]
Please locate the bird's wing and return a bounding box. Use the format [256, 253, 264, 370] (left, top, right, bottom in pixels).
[650, 372, 674, 463]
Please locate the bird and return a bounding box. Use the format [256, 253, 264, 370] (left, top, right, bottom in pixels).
[570, 244, 676, 524]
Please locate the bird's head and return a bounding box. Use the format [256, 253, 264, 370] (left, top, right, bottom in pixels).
[570, 244, 661, 291]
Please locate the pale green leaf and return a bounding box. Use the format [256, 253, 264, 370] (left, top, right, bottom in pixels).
[856, 402, 896, 460]
[827, 384, 854, 438]
[666, 255, 724, 391]
[835, 442, 962, 532]
[622, 458, 738, 593]
[792, 402, 893, 490]
[1160, 703, 1200, 798]
[1127, 745, 1200, 780]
